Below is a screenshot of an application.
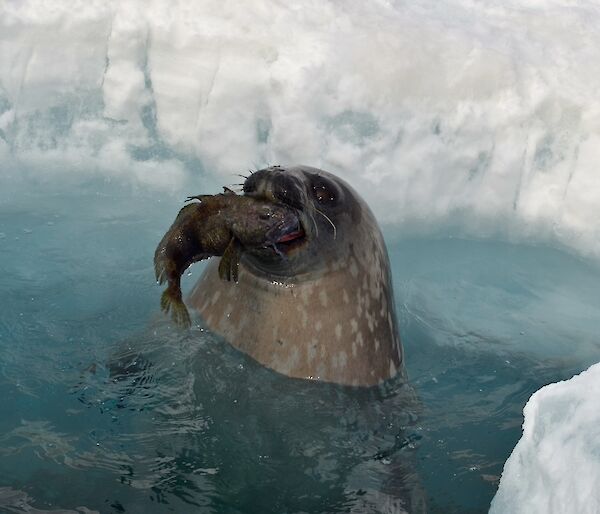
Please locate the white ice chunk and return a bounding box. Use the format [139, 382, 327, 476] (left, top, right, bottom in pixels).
[490, 362, 600, 514]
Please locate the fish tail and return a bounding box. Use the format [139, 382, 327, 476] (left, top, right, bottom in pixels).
[160, 286, 191, 328]
[171, 301, 192, 328]
[160, 288, 172, 313]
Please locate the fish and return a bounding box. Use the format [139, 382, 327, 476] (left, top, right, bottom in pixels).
[154, 189, 303, 328]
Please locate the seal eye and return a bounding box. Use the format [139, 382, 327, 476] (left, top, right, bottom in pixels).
[312, 180, 336, 205]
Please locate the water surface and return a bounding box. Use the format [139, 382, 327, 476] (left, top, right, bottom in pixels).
[1, 179, 598, 513]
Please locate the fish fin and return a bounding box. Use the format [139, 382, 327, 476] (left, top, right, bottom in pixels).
[218, 257, 229, 281]
[185, 195, 211, 203]
[218, 238, 241, 282]
[155, 262, 165, 284]
[154, 254, 172, 285]
[231, 253, 240, 283]
[154, 252, 173, 285]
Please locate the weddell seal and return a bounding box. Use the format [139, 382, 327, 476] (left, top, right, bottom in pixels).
[186, 165, 405, 387]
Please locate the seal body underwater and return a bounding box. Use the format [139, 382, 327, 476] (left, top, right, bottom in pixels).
[189, 165, 404, 387]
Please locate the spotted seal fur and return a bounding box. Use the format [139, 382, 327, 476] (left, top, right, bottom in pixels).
[189, 165, 404, 387]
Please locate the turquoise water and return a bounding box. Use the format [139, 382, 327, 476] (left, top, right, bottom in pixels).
[1, 177, 599, 513]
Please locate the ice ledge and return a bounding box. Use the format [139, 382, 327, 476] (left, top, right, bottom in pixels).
[490, 362, 600, 514]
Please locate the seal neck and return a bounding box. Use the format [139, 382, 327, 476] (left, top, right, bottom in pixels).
[189, 258, 405, 387]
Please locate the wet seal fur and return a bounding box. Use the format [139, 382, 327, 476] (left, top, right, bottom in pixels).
[189, 165, 404, 387]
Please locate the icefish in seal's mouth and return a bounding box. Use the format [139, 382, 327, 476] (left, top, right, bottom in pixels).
[154, 190, 302, 327]
[154, 164, 347, 327]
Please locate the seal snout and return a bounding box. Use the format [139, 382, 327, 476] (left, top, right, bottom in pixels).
[242, 167, 310, 255]
[243, 166, 307, 211]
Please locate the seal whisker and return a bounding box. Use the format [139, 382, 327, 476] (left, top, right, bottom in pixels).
[308, 210, 319, 238]
[314, 207, 337, 240]
[270, 243, 287, 260]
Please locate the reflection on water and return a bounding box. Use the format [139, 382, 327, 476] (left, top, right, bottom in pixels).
[0, 182, 599, 513]
[1, 322, 424, 513]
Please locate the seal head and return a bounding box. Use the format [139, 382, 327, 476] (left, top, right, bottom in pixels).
[189, 165, 404, 386]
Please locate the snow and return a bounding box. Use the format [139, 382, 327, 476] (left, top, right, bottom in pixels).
[2, 0, 600, 256]
[490, 362, 600, 514]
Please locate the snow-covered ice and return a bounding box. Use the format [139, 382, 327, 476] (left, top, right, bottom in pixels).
[2, 0, 600, 258]
[490, 362, 600, 514]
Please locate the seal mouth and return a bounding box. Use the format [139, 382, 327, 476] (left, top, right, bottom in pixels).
[263, 215, 306, 256]
[276, 228, 304, 244]
[273, 224, 306, 254]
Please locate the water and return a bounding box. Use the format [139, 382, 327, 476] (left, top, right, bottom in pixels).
[391, 239, 600, 512]
[1, 178, 599, 513]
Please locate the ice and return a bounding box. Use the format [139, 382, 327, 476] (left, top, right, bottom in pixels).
[2, 0, 600, 256]
[490, 362, 600, 514]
